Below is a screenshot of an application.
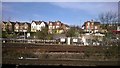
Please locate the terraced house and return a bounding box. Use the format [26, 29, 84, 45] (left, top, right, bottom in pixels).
[14, 22, 20, 32]
[14, 22, 31, 33]
[48, 20, 69, 34]
[31, 20, 48, 32]
[1, 20, 70, 39]
[2, 21, 15, 33]
[2, 21, 7, 31]
[82, 20, 101, 33]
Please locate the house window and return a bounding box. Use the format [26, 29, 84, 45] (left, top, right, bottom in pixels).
[16, 26, 19, 29]
[50, 23, 52, 25]
[86, 26, 90, 29]
[25, 26, 27, 29]
[57, 22, 59, 25]
[32, 26, 36, 29]
[53, 26, 55, 29]
[49, 26, 52, 29]
[92, 22, 94, 25]
[56, 26, 59, 29]
[87, 22, 90, 26]
[95, 26, 98, 29]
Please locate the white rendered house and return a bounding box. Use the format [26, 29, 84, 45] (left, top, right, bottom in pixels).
[31, 21, 47, 32]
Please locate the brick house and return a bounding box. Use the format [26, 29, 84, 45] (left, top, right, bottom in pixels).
[3, 21, 15, 32]
[48, 21, 61, 29]
[48, 21, 67, 34]
[2, 21, 7, 31]
[48, 21, 54, 34]
[82, 20, 101, 33]
[19, 22, 31, 32]
[61, 24, 70, 33]
[14, 21, 20, 32]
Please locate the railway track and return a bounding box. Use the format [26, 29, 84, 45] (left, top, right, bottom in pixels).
[2, 58, 119, 66]
[2, 43, 103, 52]
[2, 43, 119, 66]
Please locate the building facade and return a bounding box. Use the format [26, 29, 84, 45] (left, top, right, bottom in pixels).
[82, 20, 101, 33]
[2, 21, 7, 31]
[31, 20, 47, 32]
[14, 22, 20, 32]
[48, 21, 69, 34]
[2, 21, 15, 32]
[14, 22, 30, 32]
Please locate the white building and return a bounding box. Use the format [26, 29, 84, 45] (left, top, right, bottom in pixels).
[117, 26, 120, 31]
[31, 21, 47, 32]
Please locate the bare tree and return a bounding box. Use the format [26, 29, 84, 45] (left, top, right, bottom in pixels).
[98, 11, 118, 24]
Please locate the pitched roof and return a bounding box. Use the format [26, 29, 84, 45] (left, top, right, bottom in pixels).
[39, 21, 48, 26]
[32, 20, 40, 25]
[2, 21, 7, 24]
[43, 21, 48, 26]
[94, 22, 100, 25]
[32, 20, 48, 26]
[83, 21, 100, 26]
[49, 21, 62, 26]
[15, 21, 20, 24]
[19, 23, 25, 26]
[82, 21, 90, 26]
[7, 21, 16, 25]
[55, 20, 61, 23]
[61, 23, 69, 27]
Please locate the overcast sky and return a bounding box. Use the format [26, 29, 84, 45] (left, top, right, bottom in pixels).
[2, 2, 118, 26]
